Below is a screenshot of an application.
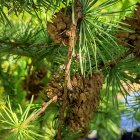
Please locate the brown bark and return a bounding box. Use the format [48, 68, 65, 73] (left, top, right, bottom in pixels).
[56, 1, 81, 139]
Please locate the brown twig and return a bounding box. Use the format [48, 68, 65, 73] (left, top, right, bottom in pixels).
[57, 25, 76, 140]
[113, 49, 133, 63]
[56, 1, 81, 139]
[24, 96, 57, 124]
[0, 128, 17, 140]
[0, 96, 57, 140]
[98, 48, 133, 69]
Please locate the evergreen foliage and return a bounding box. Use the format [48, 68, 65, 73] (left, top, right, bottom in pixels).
[0, 0, 140, 140]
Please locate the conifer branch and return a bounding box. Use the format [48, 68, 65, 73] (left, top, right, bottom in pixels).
[0, 128, 17, 140]
[0, 39, 48, 47]
[99, 48, 133, 69]
[57, 0, 81, 139]
[0, 96, 57, 140]
[24, 96, 57, 125]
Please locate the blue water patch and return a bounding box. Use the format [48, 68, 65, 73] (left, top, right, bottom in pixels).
[121, 92, 140, 132]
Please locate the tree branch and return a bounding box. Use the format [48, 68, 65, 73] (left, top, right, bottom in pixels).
[24, 96, 57, 125]
[56, 0, 82, 139]
[99, 48, 133, 69]
[0, 96, 57, 140]
[0, 39, 48, 47]
[0, 128, 17, 140]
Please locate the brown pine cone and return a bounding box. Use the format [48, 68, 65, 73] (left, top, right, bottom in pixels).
[67, 72, 104, 132]
[116, 3, 140, 59]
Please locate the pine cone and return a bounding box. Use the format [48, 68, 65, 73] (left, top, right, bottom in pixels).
[45, 73, 63, 99]
[47, 8, 71, 46]
[67, 73, 104, 131]
[116, 3, 140, 59]
[47, 4, 82, 46]
[45, 72, 104, 132]
[22, 67, 47, 100]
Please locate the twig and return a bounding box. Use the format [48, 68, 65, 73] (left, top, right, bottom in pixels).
[0, 96, 57, 140]
[57, 25, 76, 140]
[0, 39, 48, 47]
[112, 49, 133, 64]
[25, 96, 57, 125]
[56, 1, 80, 139]
[0, 128, 17, 140]
[98, 48, 133, 69]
